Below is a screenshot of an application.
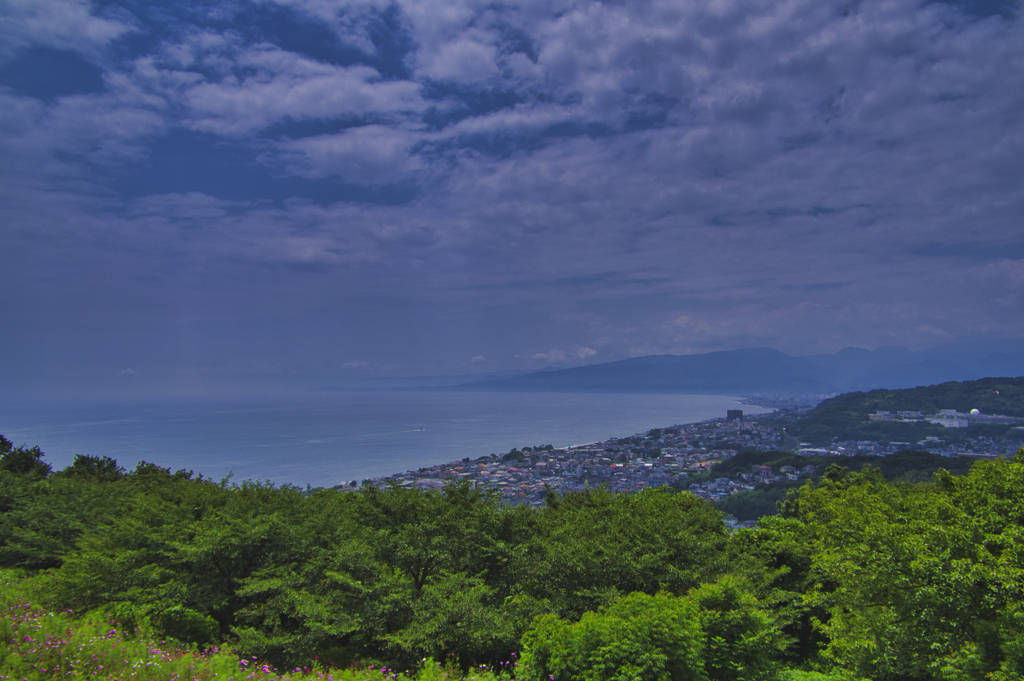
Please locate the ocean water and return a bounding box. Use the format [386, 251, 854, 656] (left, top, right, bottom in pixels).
[0, 391, 769, 487]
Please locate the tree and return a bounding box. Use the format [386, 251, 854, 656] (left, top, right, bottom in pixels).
[0, 436, 50, 478]
[347, 481, 536, 668]
[54, 454, 124, 482]
[523, 488, 730, 618]
[691, 576, 790, 681]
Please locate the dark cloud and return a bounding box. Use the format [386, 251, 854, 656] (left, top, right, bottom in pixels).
[1, 0, 1022, 393]
[939, 0, 1018, 18]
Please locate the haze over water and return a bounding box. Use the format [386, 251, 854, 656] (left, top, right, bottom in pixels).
[0, 392, 768, 487]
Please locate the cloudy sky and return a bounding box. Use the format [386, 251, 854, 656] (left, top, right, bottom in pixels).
[1, 0, 1022, 394]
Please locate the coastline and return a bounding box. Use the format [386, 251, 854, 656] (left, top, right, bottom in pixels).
[350, 407, 782, 504]
[0, 391, 769, 488]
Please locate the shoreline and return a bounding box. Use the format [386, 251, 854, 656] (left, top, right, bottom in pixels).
[347, 409, 781, 503]
[2, 392, 766, 488]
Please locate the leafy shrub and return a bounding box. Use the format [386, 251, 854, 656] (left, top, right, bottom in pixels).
[519, 591, 704, 681]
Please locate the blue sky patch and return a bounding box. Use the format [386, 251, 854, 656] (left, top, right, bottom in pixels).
[111, 129, 416, 205]
[0, 48, 105, 100]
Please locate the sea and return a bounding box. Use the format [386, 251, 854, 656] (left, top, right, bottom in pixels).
[0, 391, 770, 488]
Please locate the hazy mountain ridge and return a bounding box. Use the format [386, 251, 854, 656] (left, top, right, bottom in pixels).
[456, 342, 1024, 396]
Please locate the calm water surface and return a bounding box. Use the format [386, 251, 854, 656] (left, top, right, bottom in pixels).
[0, 391, 769, 487]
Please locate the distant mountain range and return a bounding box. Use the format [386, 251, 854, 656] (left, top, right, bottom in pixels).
[452, 342, 1024, 397]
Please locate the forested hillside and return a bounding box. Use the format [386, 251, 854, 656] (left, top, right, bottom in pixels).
[782, 376, 1024, 444]
[3, 432, 1024, 680]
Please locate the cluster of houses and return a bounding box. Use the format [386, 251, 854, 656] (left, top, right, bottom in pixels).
[344, 406, 1024, 505]
[348, 411, 790, 504]
[686, 463, 816, 501]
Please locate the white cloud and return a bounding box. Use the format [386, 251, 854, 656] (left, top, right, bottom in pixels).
[0, 88, 165, 189]
[277, 124, 422, 182]
[527, 346, 598, 364]
[530, 349, 568, 363]
[175, 44, 425, 135]
[415, 30, 500, 83]
[0, 0, 133, 58]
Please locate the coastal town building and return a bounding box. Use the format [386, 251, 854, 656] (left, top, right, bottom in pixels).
[871, 408, 1022, 428]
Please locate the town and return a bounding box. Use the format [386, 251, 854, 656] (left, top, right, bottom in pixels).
[342, 407, 1024, 506]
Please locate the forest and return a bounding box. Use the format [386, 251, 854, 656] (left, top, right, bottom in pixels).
[2, 431, 1024, 681]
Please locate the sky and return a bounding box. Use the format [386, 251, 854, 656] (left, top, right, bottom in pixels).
[1, 0, 1023, 395]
